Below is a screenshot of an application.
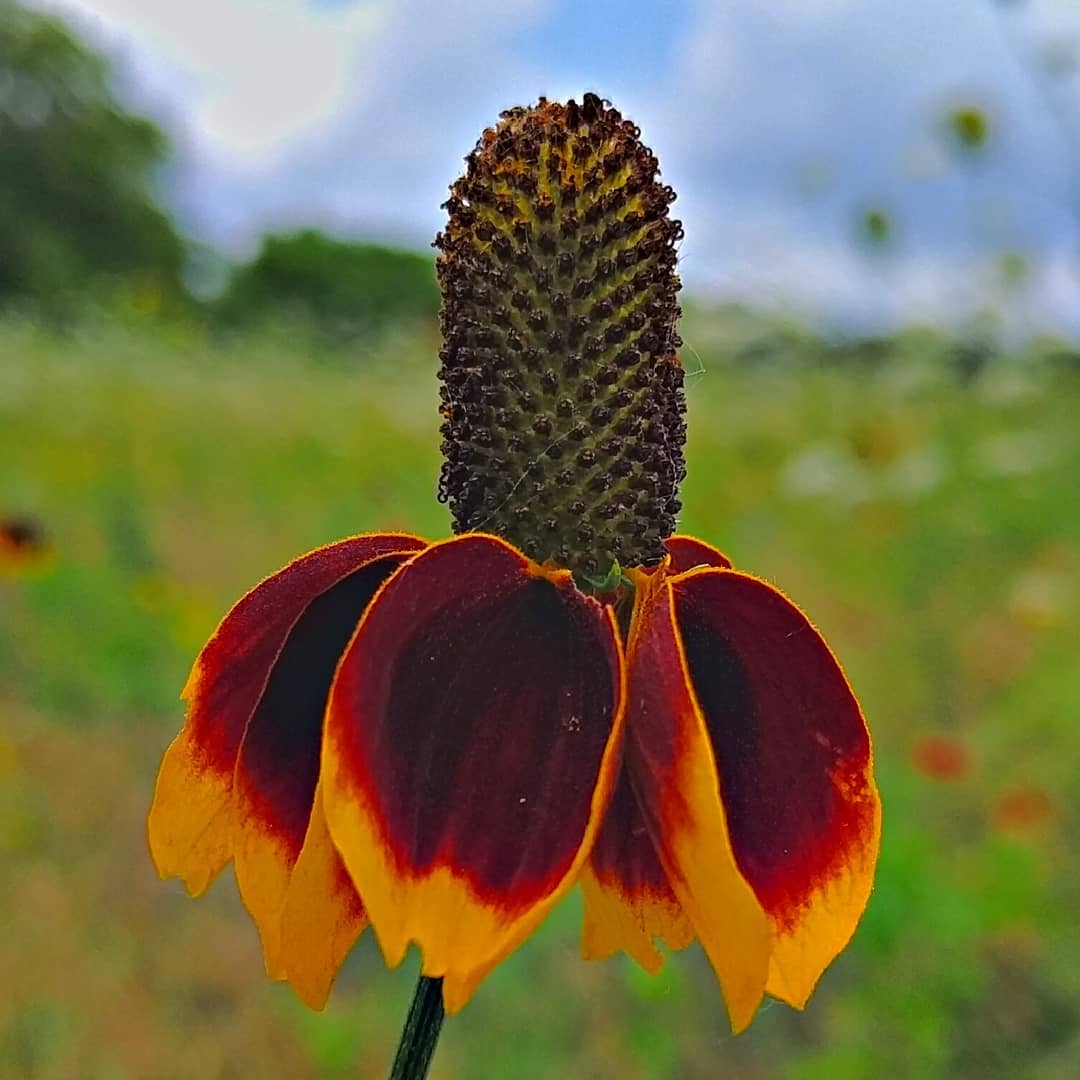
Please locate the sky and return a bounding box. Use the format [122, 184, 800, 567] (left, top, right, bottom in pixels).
[24, 0, 1080, 337]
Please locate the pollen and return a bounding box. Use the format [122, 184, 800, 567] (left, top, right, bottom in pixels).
[435, 93, 686, 579]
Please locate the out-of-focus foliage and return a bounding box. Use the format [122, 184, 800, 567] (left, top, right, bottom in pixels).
[0, 3, 440, 336]
[857, 205, 894, 251]
[944, 104, 992, 156]
[217, 230, 439, 338]
[997, 250, 1031, 289]
[2, 313, 1079, 1077]
[0, 0, 186, 316]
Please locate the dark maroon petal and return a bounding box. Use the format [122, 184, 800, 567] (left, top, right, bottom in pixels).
[232, 554, 412, 972]
[621, 579, 771, 1031]
[148, 532, 423, 896]
[322, 534, 626, 1012]
[580, 765, 693, 974]
[188, 533, 425, 776]
[235, 558, 409, 860]
[665, 535, 732, 573]
[670, 568, 880, 1006]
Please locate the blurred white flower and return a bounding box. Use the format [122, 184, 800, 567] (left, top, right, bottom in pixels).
[780, 444, 872, 503]
[975, 430, 1062, 476]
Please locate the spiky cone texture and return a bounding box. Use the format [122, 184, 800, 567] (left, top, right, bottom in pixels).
[435, 93, 686, 579]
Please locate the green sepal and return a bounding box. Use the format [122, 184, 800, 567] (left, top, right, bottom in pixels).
[582, 559, 633, 594]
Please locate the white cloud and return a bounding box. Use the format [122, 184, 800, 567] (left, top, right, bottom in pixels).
[196, 0, 554, 248]
[681, 196, 1080, 340]
[653, 0, 1080, 334]
[21, 0, 1080, 336]
[28, 0, 553, 249]
[30, 1, 391, 165]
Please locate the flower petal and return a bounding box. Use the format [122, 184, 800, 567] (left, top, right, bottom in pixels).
[147, 533, 424, 896]
[231, 552, 413, 975]
[624, 582, 772, 1033]
[580, 766, 694, 975]
[670, 568, 881, 1009]
[322, 534, 626, 1013]
[664, 534, 732, 573]
[278, 780, 368, 1010]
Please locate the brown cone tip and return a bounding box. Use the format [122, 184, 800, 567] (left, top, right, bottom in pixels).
[435, 93, 686, 580]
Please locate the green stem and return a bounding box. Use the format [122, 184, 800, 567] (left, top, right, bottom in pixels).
[388, 975, 445, 1080]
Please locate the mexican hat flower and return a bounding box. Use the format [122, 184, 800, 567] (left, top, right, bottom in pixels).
[149, 94, 880, 1036]
[0, 514, 51, 575]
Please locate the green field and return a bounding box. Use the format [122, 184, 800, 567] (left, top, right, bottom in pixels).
[2, 315, 1078, 1078]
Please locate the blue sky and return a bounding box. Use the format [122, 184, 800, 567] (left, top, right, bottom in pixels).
[27, 0, 1080, 336]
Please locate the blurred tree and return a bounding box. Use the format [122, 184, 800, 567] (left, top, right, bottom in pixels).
[997, 250, 1030, 290]
[0, 0, 185, 314]
[218, 230, 438, 337]
[858, 205, 895, 250]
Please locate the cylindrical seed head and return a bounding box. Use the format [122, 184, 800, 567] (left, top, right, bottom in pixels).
[435, 93, 686, 579]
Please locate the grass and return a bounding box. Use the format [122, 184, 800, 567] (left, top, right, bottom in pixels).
[2, 314, 1078, 1078]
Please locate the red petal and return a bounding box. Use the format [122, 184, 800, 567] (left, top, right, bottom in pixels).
[231, 551, 413, 974]
[580, 766, 693, 974]
[670, 568, 881, 1008]
[321, 534, 625, 1012]
[624, 583, 772, 1032]
[147, 532, 424, 896]
[665, 535, 733, 573]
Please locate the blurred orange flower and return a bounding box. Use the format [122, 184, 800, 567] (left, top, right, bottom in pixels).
[910, 734, 971, 782]
[992, 787, 1057, 833]
[0, 515, 50, 575]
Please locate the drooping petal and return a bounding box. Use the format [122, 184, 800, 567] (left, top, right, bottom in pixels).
[231, 552, 414, 975]
[664, 534, 732, 573]
[580, 766, 693, 975]
[321, 534, 626, 1013]
[147, 533, 424, 896]
[278, 781, 368, 1010]
[669, 568, 881, 1009]
[623, 583, 772, 1033]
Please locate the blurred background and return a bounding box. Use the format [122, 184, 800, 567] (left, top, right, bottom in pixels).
[1, 0, 1079, 1077]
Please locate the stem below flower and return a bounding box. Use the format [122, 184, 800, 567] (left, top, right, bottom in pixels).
[388, 975, 445, 1080]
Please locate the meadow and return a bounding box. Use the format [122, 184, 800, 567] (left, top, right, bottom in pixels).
[2, 312, 1078, 1078]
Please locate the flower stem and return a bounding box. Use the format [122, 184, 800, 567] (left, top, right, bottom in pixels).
[388, 975, 445, 1080]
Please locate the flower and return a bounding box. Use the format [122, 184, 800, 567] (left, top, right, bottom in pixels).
[0, 514, 50, 575]
[910, 733, 971, 782]
[149, 95, 880, 1034]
